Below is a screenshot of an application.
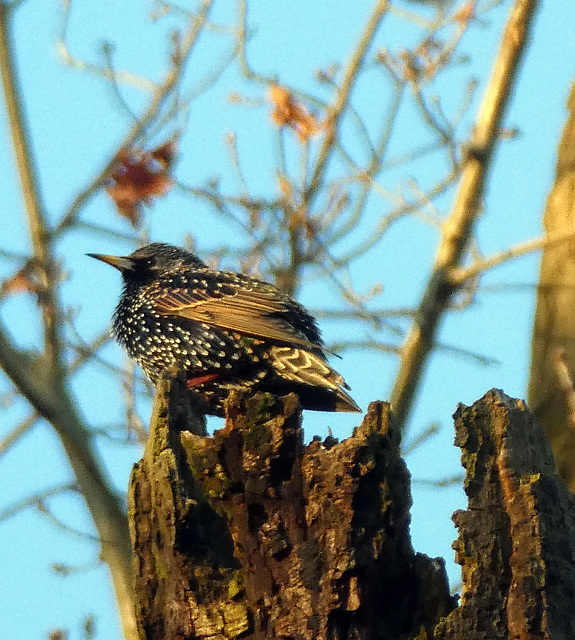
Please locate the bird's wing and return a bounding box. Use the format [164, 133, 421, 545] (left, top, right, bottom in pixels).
[153, 281, 319, 350]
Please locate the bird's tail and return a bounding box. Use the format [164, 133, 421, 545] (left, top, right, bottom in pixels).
[267, 346, 361, 413]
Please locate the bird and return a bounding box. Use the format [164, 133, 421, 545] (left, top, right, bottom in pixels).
[88, 242, 361, 417]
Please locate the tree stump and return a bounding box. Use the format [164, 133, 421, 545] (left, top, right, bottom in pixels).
[436, 389, 575, 640]
[128, 385, 575, 639]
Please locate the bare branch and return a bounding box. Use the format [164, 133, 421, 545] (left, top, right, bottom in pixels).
[402, 421, 439, 456]
[390, 0, 539, 432]
[0, 413, 36, 458]
[55, 0, 215, 234]
[0, 3, 61, 371]
[58, 0, 155, 91]
[0, 320, 137, 638]
[236, 0, 278, 85]
[0, 483, 78, 522]
[37, 501, 100, 542]
[304, 0, 390, 204]
[0, 5, 139, 634]
[451, 227, 575, 285]
[330, 81, 407, 247]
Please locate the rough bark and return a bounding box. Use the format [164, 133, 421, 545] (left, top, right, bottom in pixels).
[129, 377, 454, 639]
[528, 80, 575, 491]
[437, 389, 575, 640]
[129, 385, 575, 639]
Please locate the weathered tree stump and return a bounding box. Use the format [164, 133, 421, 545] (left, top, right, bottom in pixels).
[128, 385, 575, 639]
[128, 377, 453, 639]
[436, 389, 575, 640]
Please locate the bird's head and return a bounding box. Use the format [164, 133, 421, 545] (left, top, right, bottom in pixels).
[87, 242, 207, 284]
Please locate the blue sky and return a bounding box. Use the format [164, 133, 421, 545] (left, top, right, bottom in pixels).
[1, 0, 574, 637]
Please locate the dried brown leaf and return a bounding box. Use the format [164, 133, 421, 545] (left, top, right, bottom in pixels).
[105, 142, 177, 226]
[269, 85, 320, 142]
[1, 267, 35, 297]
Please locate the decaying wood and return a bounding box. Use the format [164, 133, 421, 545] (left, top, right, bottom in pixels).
[129, 377, 454, 639]
[129, 385, 575, 639]
[437, 389, 575, 640]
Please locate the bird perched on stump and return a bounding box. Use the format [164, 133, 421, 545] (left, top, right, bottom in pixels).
[88, 242, 360, 416]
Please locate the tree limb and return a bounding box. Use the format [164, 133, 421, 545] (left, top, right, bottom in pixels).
[390, 0, 540, 432]
[0, 321, 137, 639]
[0, 4, 138, 637]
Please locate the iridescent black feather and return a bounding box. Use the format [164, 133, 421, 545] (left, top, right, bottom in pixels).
[88, 242, 360, 416]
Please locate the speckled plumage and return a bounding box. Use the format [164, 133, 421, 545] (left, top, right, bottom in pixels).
[88, 242, 360, 416]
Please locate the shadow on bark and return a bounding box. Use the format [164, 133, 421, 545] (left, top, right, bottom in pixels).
[129, 381, 575, 639]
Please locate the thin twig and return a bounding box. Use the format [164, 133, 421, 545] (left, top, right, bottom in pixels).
[331, 337, 499, 366]
[335, 169, 459, 266]
[0, 482, 78, 521]
[412, 474, 465, 488]
[451, 227, 575, 286]
[37, 501, 100, 543]
[304, 0, 390, 203]
[402, 421, 439, 456]
[57, 0, 156, 91]
[330, 80, 406, 247]
[55, 0, 215, 234]
[0, 413, 37, 457]
[236, 0, 278, 85]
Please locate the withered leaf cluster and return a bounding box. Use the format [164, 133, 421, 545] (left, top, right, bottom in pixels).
[105, 141, 177, 226]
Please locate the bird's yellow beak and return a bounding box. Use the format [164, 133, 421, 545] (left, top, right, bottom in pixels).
[86, 253, 135, 272]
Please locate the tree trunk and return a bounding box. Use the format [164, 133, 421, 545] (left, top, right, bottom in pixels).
[129, 384, 575, 639]
[528, 79, 575, 491]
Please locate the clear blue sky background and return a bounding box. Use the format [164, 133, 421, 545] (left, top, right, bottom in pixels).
[1, 1, 574, 638]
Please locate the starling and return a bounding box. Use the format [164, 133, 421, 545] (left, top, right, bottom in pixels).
[88, 242, 360, 416]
